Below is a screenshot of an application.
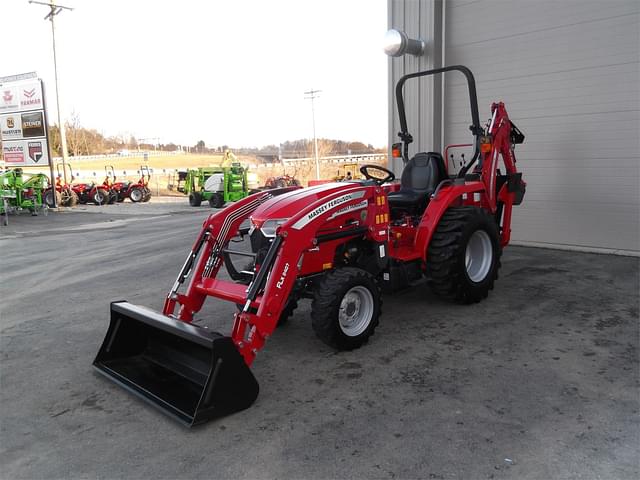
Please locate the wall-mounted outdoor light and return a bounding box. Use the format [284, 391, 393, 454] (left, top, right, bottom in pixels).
[383, 29, 426, 57]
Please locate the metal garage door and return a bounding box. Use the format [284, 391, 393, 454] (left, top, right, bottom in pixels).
[442, 0, 639, 253]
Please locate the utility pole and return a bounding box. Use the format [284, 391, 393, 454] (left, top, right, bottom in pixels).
[304, 89, 321, 180]
[29, 0, 73, 183]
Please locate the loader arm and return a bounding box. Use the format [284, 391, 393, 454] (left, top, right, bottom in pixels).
[163, 188, 297, 320]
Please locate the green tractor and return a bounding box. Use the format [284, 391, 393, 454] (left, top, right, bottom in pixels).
[183, 163, 249, 208]
[0, 168, 48, 220]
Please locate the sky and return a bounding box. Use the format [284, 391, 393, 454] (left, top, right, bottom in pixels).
[1, 0, 388, 149]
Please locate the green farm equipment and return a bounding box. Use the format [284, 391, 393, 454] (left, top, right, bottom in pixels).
[183, 163, 249, 208]
[0, 168, 48, 220]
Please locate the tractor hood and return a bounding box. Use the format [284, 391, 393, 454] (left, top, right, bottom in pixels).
[251, 182, 358, 228]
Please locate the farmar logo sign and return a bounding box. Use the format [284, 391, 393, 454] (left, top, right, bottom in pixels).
[20, 87, 42, 108]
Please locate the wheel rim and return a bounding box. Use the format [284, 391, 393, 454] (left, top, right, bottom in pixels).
[465, 230, 493, 283]
[338, 285, 374, 337]
[131, 189, 142, 201]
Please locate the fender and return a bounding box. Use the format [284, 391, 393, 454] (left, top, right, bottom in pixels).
[415, 181, 488, 263]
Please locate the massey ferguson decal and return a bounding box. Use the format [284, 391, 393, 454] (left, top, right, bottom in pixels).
[291, 190, 367, 230]
[328, 199, 368, 220]
[28, 142, 43, 162]
[0, 87, 18, 111]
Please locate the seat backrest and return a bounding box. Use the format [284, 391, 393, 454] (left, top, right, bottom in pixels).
[400, 152, 447, 193]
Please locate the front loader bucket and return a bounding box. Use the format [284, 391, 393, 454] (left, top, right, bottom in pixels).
[93, 301, 259, 427]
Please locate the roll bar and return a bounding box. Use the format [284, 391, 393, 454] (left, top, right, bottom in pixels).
[395, 65, 483, 177]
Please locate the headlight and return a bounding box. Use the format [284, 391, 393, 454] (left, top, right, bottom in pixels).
[260, 218, 289, 237]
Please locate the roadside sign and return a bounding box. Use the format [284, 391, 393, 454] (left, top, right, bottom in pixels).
[0, 76, 51, 167]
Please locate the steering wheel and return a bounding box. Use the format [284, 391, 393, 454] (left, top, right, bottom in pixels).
[359, 164, 395, 185]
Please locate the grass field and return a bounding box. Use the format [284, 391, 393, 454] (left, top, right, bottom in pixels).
[15, 152, 388, 195]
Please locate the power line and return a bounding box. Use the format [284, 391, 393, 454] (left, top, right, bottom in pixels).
[304, 89, 321, 180]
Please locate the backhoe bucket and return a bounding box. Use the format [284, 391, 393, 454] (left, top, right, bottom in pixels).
[93, 301, 259, 427]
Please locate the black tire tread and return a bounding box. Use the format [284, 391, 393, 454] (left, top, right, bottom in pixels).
[311, 267, 381, 350]
[427, 206, 502, 304]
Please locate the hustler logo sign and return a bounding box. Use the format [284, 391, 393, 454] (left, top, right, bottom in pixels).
[1, 115, 22, 140]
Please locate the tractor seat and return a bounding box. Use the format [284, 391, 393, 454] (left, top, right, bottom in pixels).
[387, 152, 447, 210]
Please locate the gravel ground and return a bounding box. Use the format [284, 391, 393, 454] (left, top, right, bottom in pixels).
[1, 204, 638, 479]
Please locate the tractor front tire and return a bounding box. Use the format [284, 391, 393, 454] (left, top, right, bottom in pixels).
[189, 192, 202, 207]
[62, 189, 78, 207]
[311, 267, 381, 350]
[427, 206, 501, 304]
[93, 189, 109, 205]
[43, 189, 61, 208]
[209, 193, 224, 208]
[129, 187, 144, 203]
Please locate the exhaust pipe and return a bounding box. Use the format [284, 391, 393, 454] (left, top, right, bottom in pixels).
[93, 301, 259, 427]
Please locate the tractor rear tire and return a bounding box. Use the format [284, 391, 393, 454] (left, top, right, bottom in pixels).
[311, 267, 381, 350]
[427, 206, 501, 304]
[93, 188, 109, 205]
[129, 187, 144, 203]
[44, 189, 61, 208]
[209, 193, 224, 208]
[62, 189, 78, 207]
[189, 192, 202, 207]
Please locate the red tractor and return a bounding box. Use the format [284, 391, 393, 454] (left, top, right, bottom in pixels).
[47, 162, 113, 205]
[43, 163, 79, 208]
[94, 66, 526, 426]
[105, 165, 151, 203]
[263, 174, 300, 189]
